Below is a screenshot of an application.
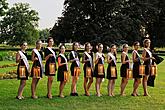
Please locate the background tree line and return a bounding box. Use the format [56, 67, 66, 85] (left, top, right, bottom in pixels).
[0, 0, 49, 46]
[50, 0, 165, 48]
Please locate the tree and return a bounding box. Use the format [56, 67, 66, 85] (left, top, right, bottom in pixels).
[0, 0, 8, 17]
[39, 28, 50, 42]
[0, 3, 39, 46]
[51, 0, 160, 47]
[154, 0, 165, 47]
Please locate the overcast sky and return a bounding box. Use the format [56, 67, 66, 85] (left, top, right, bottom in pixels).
[7, 0, 65, 29]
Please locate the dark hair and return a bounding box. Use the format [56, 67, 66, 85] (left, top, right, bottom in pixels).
[72, 42, 79, 51]
[20, 41, 27, 47]
[59, 44, 66, 54]
[110, 44, 117, 58]
[133, 41, 140, 46]
[98, 43, 103, 48]
[96, 43, 103, 51]
[47, 37, 53, 43]
[122, 44, 128, 49]
[59, 44, 66, 50]
[110, 44, 116, 48]
[36, 40, 42, 45]
[85, 42, 91, 51]
[143, 39, 150, 48]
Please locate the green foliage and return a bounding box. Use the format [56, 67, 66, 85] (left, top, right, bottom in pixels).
[0, 3, 39, 46]
[0, 0, 8, 17]
[51, 0, 164, 47]
[0, 55, 165, 109]
[39, 28, 50, 42]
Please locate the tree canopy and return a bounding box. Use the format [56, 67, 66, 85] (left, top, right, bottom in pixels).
[0, 0, 8, 17]
[0, 3, 39, 46]
[51, 0, 164, 47]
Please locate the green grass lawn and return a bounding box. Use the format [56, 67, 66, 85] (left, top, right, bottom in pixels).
[0, 56, 165, 110]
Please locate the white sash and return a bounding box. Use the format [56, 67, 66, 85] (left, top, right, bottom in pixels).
[96, 52, 104, 64]
[132, 50, 140, 57]
[108, 52, 116, 65]
[122, 51, 131, 69]
[71, 51, 80, 67]
[59, 53, 68, 71]
[18, 51, 30, 71]
[47, 47, 56, 59]
[33, 49, 44, 73]
[84, 52, 93, 67]
[144, 48, 152, 64]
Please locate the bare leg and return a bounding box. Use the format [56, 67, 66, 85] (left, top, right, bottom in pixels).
[31, 78, 36, 98]
[95, 78, 99, 96]
[17, 80, 26, 98]
[111, 80, 115, 96]
[47, 76, 53, 98]
[132, 78, 141, 96]
[73, 77, 77, 93]
[96, 78, 102, 97]
[143, 75, 149, 96]
[87, 77, 93, 91]
[108, 79, 115, 96]
[107, 80, 111, 96]
[120, 77, 128, 96]
[71, 76, 75, 94]
[84, 78, 89, 96]
[59, 81, 66, 98]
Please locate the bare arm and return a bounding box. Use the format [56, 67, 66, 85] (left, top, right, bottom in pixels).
[132, 52, 139, 63]
[16, 52, 21, 63]
[95, 54, 100, 64]
[107, 55, 113, 63]
[45, 54, 53, 61]
[82, 53, 89, 63]
[142, 50, 150, 61]
[31, 51, 38, 62]
[121, 53, 129, 64]
[58, 57, 67, 67]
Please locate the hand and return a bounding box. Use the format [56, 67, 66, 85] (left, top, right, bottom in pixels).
[35, 57, 38, 60]
[21, 57, 25, 60]
[91, 68, 94, 72]
[49, 54, 53, 57]
[64, 63, 68, 65]
[74, 58, 79, 61]
[150, 57, 155, 60]
[86, 59, 90, 61]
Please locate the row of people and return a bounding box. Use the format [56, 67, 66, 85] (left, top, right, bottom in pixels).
[16, 37, 156, 99]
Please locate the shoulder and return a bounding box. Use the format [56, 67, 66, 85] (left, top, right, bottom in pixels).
[52, 48, 56, 52]
[44, 48, 49, 52]
[58, 55, 62, 58]
[121, 52, 126, 57]
[142, 49, 147, 53]
[70, 51, 74, 54]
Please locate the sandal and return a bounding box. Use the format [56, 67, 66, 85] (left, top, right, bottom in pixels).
[31, 96, 38, 99]
[16, 96, 22, 100]
[47, 94, 52, 99]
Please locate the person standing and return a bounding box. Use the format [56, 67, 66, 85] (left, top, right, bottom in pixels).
[142, 39, 155, 96]
[107, 44, 117, 96]
[44, 37, 57, 99]
[82, 42, 94, 96]
[31, 40, 44, 99]
[16, 42, 30, 99]
[69, 42, 81, 96]
[131, 41, 142, 96]
[57, 45, 69, 98]
[94, 43, 105, 97]
[120, 44, 130, 96]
